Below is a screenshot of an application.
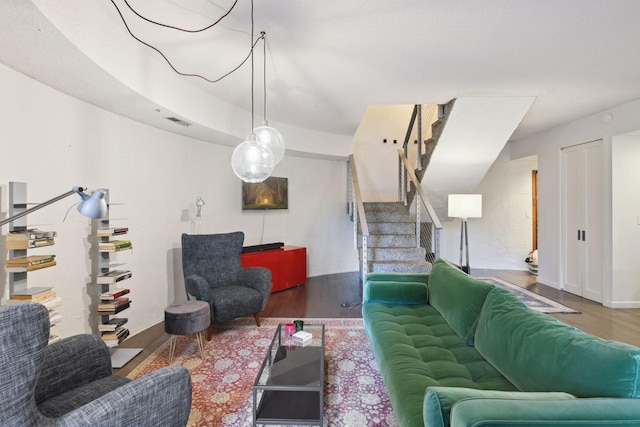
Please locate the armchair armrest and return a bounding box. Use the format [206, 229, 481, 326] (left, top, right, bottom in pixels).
[184, 274, 211, 300]
[35, 334, 112, 405]
[239, 267, 272, 307]
[450, 398, 640, 427]
[363, 280, 429, 305]
[57, 366, 192, 427]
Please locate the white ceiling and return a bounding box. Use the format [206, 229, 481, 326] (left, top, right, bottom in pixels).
[3, 0, 640, 158]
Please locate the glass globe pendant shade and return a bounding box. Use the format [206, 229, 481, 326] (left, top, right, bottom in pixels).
[252, 125, 285, 165]
[231, 137, 275, 183]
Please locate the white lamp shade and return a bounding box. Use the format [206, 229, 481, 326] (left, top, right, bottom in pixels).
[77, 189, 107, 218]
[252, 125, 285, 165]
[231, 138, 275, 183]
[448, 194, 482, 218]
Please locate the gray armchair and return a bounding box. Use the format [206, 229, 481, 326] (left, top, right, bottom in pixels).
[0, 302, 192, 426]
[181, 232, 272, 339]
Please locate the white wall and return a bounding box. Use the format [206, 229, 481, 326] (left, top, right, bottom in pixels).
[511, 98, 640, 306]
[611, 134, 640, 306]
[0, 64, 359, 339]
[439, 147, 537, 270]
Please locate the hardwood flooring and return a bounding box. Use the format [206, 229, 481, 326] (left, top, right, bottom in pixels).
[114, 269, 640, 377]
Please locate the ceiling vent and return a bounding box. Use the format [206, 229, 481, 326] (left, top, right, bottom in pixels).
[165, 117, 193, 127]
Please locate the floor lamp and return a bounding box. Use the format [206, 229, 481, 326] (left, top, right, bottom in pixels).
[448, 194, 482, 274]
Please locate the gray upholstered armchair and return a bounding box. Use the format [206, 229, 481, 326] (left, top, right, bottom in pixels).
[0, 302, 191, 426]
[181, 232, 272, 339]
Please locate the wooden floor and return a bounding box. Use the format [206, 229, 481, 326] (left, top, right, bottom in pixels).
[114, 269, 640, 377]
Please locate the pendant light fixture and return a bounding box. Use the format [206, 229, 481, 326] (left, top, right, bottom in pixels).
[231, 12, 275, 182]
[252, 32, 285, 165]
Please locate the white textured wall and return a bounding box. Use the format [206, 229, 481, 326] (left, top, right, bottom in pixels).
[511, 98, 640, 307]
[611, 135, 640, 307]
[0, 64, 359, 339]
[439, 147, 537, 270]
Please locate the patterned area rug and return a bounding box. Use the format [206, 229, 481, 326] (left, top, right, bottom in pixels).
[479, 277, 579, 313]
[127, 317, 398, 427]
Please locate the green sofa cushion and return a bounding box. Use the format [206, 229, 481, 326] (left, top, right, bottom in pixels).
[363, 303, 516, 427]
[428, 259, 495, 345]
[363, 280, 429, 305]
[450, 398, 640, 426]
[424, 386, 576, 427]
[475, 287, 640, 398]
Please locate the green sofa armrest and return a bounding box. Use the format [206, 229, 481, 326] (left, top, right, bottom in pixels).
[363, 280, 429, 305]
[449, 398, 640, 426]
[424, 387, 575, 427]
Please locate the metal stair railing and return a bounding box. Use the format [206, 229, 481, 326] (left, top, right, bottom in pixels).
[348, 154, 369, 283]
[397, 149, 442, 263]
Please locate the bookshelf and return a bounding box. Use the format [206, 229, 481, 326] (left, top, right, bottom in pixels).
[5, 182, 62, 343]
[92, 189, 141, 368]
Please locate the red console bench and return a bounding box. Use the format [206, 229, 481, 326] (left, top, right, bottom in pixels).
[240, 246, 307, 293]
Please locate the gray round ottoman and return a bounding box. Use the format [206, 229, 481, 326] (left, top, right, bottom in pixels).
[164, 300, 210, 363]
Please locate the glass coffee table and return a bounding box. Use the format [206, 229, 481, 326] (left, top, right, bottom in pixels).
[253, 323, 325, 426]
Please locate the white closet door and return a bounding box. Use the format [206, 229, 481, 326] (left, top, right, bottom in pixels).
[582, 142, 604, 302]
[561, 140, 604, 302]
[562, 145, 585, 296]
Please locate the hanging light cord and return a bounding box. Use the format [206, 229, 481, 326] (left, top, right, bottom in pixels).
[122, 0, 239, 33]
[262, 32, 268, 124]
[108, 0, 264, 84]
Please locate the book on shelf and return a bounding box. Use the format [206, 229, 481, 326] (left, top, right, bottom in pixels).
[10, 286, 54, 302]
[48, 334, 61, 345]
[97, 300, 130, 315]
[41, 296, 62, 310]
[97, 227, 129, 237]
[101, 326, 127, 340]
[6, 255, 56, 267]
[98, 317, 128, 331]
[7, 228, 57, 240]
[6, 259, 56, 273]
[49, 311, 62, 326]
[97, 297, 130, 310]
[97, 270, 132, 284]
[100, 288, 130, 300]
[103, 328, 130, 347]
[98, 240, 132, 252]
[6, 237, 55, 250]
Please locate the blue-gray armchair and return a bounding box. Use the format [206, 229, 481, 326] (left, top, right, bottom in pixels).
[0, 302, 192, 426]
[181, 232, 272, 339]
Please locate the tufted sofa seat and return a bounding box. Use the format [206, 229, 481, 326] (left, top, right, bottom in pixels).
[362, 258, 640, 427]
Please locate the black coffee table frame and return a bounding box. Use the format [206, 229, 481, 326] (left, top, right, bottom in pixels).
[253, 323, 325, 426]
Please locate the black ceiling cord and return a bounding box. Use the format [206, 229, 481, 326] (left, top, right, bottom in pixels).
[123, 0, 239, 33]
[108, 0, 263, 84]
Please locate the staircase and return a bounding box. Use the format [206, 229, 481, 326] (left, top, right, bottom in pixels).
[358, 202, 431, 273]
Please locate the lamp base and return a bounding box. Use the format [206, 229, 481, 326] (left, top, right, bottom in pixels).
[456, 265, 470, 274]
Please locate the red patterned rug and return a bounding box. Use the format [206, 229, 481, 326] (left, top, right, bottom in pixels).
[127, 317, 398, 426]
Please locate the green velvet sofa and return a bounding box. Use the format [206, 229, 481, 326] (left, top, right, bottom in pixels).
[362, 258, 640, 427]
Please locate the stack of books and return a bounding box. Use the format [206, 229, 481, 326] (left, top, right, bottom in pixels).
[97, 270, 132, 284]
[98, 317, 128, 332]
[10, 286, 56, 302]
[102, 327, 130, 347]
[98, 240, 132, 252]
[99, 288, 130, 300]
[97, 297, 130, 315]
[5, 255, 56, 272]
[5, 229, 57, 250]
[10, 286, 63, 330]
[97, 227, 128, 237]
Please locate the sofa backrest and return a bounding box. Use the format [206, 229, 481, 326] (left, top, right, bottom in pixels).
[428, 258, 495, 345]
[475, 287, 640, 398]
